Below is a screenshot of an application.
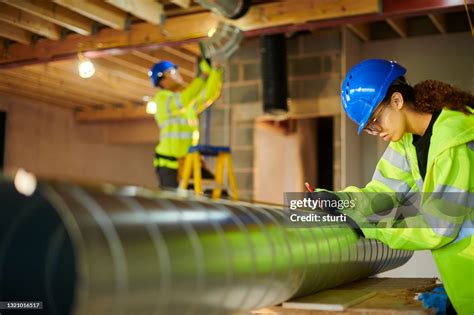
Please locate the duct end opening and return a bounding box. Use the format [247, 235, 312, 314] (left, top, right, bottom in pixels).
[0, 182, 77, 315]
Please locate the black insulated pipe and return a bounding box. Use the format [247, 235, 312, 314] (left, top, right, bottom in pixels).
[261, 34, 289, 114]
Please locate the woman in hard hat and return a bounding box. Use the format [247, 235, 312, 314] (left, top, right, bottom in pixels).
[315, 59, 473, 314]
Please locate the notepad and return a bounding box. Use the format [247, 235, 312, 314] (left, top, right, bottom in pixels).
[282, 289, 376, 311]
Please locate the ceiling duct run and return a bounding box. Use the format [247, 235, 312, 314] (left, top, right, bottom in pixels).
[195, 0, 251, 19]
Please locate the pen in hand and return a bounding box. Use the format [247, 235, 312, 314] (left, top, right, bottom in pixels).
[304, 182, 315, 192]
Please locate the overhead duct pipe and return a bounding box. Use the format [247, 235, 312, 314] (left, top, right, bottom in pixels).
[195, 0, 251, 19]
[195, 0, 248, 62]
[0, 180, 412, 315]
[199, 21, 243, 61]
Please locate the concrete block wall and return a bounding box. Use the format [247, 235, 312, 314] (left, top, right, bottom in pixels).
[287, 29, 341, 101]
[201, 28, 344, 200]
[198, 36, 261, 200]
[286, 29, 343, 190]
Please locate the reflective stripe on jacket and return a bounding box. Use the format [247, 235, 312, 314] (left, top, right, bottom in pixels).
[339, 107, 474, 314]
[153, 63, 223, 169]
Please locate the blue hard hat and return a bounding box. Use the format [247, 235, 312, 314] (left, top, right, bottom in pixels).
[148, 61, 177, 87]
[341, 59, 406, 134]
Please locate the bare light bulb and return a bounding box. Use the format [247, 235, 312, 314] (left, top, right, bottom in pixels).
[207, 28, 216, 37]
[78, 58, 95, 78]
[146, 101, 157, 114]
[14, 168, 37, 196]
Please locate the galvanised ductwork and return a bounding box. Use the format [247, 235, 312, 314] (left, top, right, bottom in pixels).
[0, 180, 412, 315]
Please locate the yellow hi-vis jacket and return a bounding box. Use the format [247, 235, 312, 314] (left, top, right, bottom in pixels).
[337, 107, 474, 314]
[153, 60, 223, 169]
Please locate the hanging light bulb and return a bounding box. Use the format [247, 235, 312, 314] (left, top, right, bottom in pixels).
[78, 52, 95, 78]
[14, 168, 37, 196]
[207, 28, 216, 37]
[146, 100, 157, 114]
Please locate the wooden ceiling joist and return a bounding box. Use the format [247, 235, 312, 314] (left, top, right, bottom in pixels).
[102, 54, 153, 75]
[0, 0, 380, 67]
[92, 59, 155, 90]
[130, 50, 160, 63]
[0, 21, 33, 45]
[90, 70, 155, 100]
[0, 3, 62, 40]
[232, 0, 379, 31]
[53, 0, 128, 30]
[96, 57, 151, 84]
[102, 52, 195, 83]
[181, 43, 201, 55]
[165, 2, 206, 18]
[171, 0, 192, 9]
[25, 62, 149, 102]
[386, 18, 408, 38]
[0, 73, 100, 109]
[0, 78, 101, 109]
[162, 46, 197, 63]
[3, 0, 94, 36]
[0, 82, 83, 110]
[89, 64, 155, 96]
[105, 0, 164, 25]
[428, 13, 447, 34]
[346, 23, 371, 42]
[3, 68, 130, 105]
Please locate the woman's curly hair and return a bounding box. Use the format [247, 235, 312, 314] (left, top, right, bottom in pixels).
[382, 77, 474, 115]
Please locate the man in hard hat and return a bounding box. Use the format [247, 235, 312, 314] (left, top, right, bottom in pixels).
[149, 59, 223, 188]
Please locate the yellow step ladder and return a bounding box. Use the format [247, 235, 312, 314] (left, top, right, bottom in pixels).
[179, 145, 239, 200]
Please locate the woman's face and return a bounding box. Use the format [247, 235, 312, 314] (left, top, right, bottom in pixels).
[364, 92, 408, 142]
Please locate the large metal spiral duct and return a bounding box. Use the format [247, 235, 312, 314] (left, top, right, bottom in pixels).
[0, 179, 413, 315]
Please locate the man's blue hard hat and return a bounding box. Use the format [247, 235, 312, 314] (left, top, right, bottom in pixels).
[341, 59, 406, 134]
[148, 61, 177, 87]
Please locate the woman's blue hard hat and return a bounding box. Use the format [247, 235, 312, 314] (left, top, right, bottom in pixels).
[341, 59, 406, 134]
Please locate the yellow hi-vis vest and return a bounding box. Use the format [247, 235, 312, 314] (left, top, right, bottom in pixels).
[335, 107, 474, 314]
[153, 62, 223, 169]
